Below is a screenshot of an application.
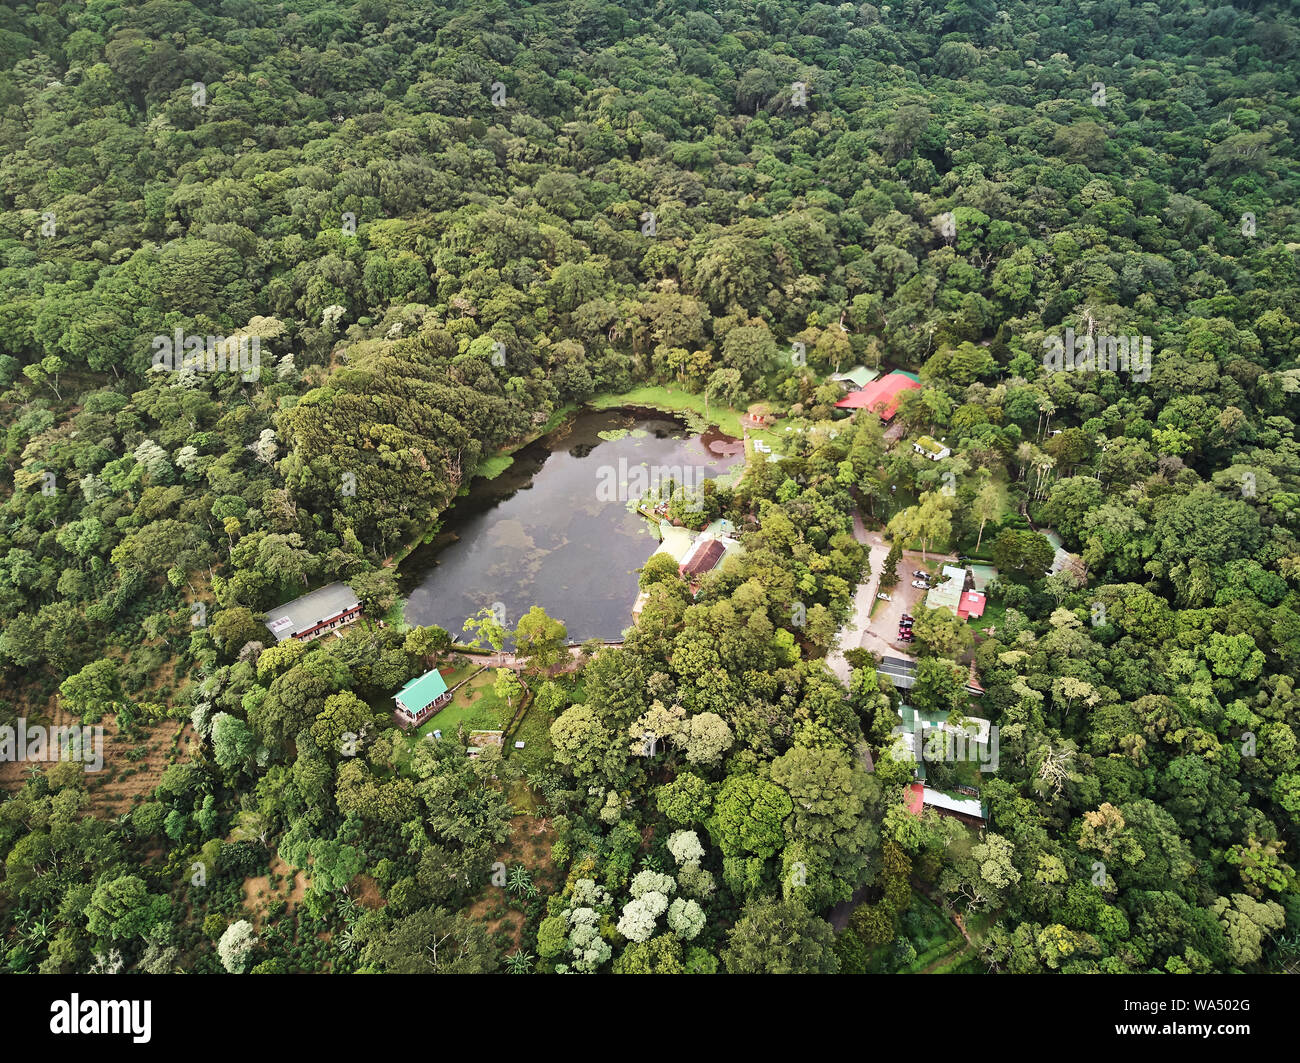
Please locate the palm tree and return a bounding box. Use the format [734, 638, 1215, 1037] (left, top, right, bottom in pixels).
[337, 895, 360, 925]
[505, 950, 535, 974]
[507, 864, 536, 897]
[1015, 442, 1036, 481]
[1037, 396, 1057, 440]
[972, 479, 1001, 552]
[1033, 456, 1056, 501]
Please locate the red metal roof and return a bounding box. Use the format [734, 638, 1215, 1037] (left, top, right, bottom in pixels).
[834, 371, 922, 420]
[957, 591, 987, 620]
[679, 538, 727, 577]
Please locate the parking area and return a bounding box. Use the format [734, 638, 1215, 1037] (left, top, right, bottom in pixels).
[868, 558, 951, 651]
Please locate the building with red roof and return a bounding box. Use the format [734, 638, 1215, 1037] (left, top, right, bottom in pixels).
[679, 537, 727, 578]
[957, 590, 987, 620]
[834, 370, 921, 421]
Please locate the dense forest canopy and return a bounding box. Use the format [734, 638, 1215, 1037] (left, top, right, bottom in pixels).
[0, 0, 1298, 977]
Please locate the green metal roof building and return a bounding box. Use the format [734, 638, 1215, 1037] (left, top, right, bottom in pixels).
[831, 365, 880, 389]
[394, 669, 452, 728]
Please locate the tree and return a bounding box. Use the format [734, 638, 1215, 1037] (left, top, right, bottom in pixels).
[494, 668, 523, 713]
[513, 605, 567, 672]
[211, 713, 259, 773]
[309, 691, 374, 756]
[991, 529, 1054, 582]
[705, 367, 743, 418]
[657, 773, 715, 826]
[887, 491, 954, 562]
[350, 568, 398, 619]
[613, 934, 686, 973]
[911, 608, 974, 661]
[357, 908, 498, 974]
[551, 704, 621, 784]
[59, 659, 123, 722]
[463, 606, 507, 652]
[1212, 894, 1285, 966]
[711, 774, 792, 863]
[211, 607, 262, 658]
[769, 744, 876, 908]
[681, 712, 734, 767]
[971, 477, 1002, 552]
[667, 829, 706, 867]
[879, 540, 902, 589]
[666, 897, 706, 941]
[911, 656, 968, 715]
[217, 919, 259, 973]
[405, 625, 452, 669]
[722, 896, 839, 973]
[86, 875, 170, 945]
[618, 896, 665, 943]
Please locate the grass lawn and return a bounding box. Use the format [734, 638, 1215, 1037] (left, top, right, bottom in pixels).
[380, 596, 406, 629]
[505, 704, 554, 776]
[414, 670, 514, 739]
[473, 453, 515, 481]
[504, 673, 585, 775]
[588, 386, 789, 453]
[439, 659, 480, 689]
[968, 598, 1007, 636]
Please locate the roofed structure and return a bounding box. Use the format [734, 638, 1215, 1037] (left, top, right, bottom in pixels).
[925, 565, 969, 613]
[834, 370, 921, 420]
[679, 537, 727, 577]
[263, 582, 361, 643]
[830, 365, 879, 390]
[906, 782, 987, 827]
[912, 435, 951, 460]
[957, 590, 987, 620]
[394, 668, 452, 730]
[880, 655, 984, 697]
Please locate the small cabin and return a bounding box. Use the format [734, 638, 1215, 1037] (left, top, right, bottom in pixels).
[912, 435, 951, 461]
[393, 669, 453, 730]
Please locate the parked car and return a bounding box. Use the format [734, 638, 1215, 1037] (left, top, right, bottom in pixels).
[900, 614, 914, 622]
[912, 570, 927, 578]
[899, 620, 913, 628]
[876, 592, 891, 601]
[910, 580, 929, 589]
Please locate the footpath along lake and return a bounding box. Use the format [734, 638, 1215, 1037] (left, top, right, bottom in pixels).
[398, 407, 743, 645]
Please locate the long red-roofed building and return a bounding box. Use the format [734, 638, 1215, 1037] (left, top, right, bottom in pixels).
[834, 369, 922, 421]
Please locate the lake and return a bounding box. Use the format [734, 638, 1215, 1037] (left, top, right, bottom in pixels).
[398, 407, 743, 645]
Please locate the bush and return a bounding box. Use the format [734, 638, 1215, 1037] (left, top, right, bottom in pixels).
[203, 912, 228, 940]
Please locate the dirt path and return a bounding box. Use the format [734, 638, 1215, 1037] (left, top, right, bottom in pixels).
[826, 516, 959, 684]
[475, 641, 622, 673]
[825, 520, 891, 685]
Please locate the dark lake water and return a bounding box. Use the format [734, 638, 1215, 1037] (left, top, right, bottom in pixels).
[398, 407, 743, 645]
